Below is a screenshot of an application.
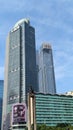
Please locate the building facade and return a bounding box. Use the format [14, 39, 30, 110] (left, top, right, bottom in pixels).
[38, 43, 56, 94]
[28, 93, 73, 128]
[0, 80, 4, 130]
[0, 80, 4, 98]
[2, 19, 38, 130]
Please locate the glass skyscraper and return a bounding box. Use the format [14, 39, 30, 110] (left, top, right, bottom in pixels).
[38, 43, 56, 94]
[2, 19, 38, 130]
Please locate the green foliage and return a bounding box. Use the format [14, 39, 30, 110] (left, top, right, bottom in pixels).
[36, 124, 71, 130]
[40, 124, 46, 130]
[37, 124, 41, 130]
[56, 123, 71, 128]
[37, 124, 47, 130]
[36, 124, 55, 130]
[46, 126, 54, 130]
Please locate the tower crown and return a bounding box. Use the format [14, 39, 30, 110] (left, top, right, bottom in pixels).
[11, 18, 30, 32]
[14, 18, 30, 28]
[41, 43, 52, 50]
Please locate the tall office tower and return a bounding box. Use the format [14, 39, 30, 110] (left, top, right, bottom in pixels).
[36, 50, 39, 89]
[0, 80, 4, 130]
[2, 19, 38, 130]
[38, 43, 56, 94]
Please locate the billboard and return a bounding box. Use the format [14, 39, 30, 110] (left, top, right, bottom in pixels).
[12, 103, 26, 124]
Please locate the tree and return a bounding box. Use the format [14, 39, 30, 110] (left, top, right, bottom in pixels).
[56, 123, 70, 128]
[40, 124, 47, 130]
[37, 124, 41, 130]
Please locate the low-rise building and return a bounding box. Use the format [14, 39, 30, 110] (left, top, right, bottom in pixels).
[28, 92, 73, 130]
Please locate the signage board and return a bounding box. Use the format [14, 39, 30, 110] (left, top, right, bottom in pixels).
[12, 103, 26, 124]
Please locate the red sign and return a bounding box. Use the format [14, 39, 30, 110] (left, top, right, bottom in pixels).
[12, 103, 26, 124]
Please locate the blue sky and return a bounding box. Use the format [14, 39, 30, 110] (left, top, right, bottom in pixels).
[0, 0, 73, 93]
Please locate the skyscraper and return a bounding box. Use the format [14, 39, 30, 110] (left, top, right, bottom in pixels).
[2, 19, 38, 130]
[38, 43, 56, 94]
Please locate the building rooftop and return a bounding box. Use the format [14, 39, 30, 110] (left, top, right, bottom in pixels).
[65, 91, 73, 96]
[11, 18, 30, 32]
[29, 92, 73, 98]
[14, 18, 30, 28]
[41, 43, 52, 50]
